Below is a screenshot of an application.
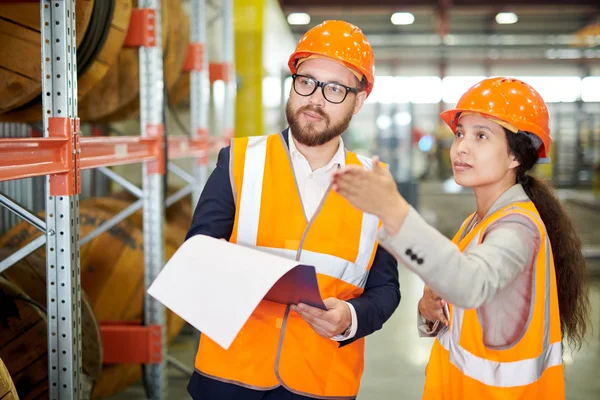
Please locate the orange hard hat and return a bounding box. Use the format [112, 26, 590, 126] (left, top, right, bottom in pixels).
[440, 77, 551, 159]
[288, 20, 375, 96]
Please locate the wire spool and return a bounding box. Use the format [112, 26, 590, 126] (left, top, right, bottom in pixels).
[0, 356, 19, 400]
[0, 0, 94, 115]
[0, 205, 186, 398]
[100, 0, 192, 122]
[0, 249, 102, 398]
[0, 0, 132, 123]
[78, 0, 189, 123]
[0, 277, 48, 399]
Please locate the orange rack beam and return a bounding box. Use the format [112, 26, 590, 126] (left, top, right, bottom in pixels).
[1, 134, 222, 182]
[79, 136, 159, 170]
[0, 136, 161, 182]
[0, 137, 71, 181]
[167, 136, 207, 160]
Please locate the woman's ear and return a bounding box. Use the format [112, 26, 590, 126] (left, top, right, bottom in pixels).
[508, 153, 521, 170]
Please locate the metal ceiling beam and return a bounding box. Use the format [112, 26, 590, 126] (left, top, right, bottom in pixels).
[374, 56, 600, 65]
[371, 46, 600, 62]
[365, 33, 596, 47]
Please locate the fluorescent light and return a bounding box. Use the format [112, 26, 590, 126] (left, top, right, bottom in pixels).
[394, 111, 412, 126]
[495, 12, 518, 25]
[391, 12, 415, 26]
[287, 12, 310, 25]
[376, 115, 393, 130]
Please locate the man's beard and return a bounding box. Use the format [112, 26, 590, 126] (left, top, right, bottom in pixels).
[286, 101, 353, 147]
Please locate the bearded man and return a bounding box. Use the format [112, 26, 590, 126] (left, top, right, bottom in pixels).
[185, 20, 400, 400]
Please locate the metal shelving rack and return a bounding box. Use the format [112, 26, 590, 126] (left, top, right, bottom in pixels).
[0, 0, 234, 398]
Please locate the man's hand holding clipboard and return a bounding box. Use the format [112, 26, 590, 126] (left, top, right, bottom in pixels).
[291, 298, 353, 339]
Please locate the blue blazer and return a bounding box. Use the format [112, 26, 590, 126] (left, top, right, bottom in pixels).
[185, 129, 400, 346]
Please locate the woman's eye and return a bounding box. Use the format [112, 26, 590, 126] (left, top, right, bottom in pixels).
[455, 131, 464, 138]
[478, 133, 488, 139]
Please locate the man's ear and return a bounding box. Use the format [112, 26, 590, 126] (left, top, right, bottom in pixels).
[353, 91, 368, 115]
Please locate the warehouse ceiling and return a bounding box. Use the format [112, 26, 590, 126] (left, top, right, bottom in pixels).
[279, 0, 600, 65]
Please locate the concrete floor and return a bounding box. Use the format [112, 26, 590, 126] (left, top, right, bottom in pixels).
[107, 182, 600, 399]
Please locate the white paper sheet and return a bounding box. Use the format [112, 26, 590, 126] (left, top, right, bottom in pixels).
[147, 235, 325, 350]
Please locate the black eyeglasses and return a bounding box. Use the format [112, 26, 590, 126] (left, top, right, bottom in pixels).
[292, 74, 360, 104]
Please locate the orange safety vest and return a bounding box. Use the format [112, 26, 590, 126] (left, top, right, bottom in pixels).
[194, 133, 380, 398]
[422, 201, 565, 400]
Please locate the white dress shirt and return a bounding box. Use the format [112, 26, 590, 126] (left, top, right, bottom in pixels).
[288, 131, 358, 341]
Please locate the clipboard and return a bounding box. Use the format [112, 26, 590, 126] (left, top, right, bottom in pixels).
[264, 264, 326, 310]
[147, 235, 327, 350]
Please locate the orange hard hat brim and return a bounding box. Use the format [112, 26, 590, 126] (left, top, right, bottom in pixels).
[295, 55, 364, 82]
[441, 109, 517, 132]
[440, 109, 551, 159]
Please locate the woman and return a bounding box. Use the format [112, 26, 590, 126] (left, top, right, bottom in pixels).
[332, 77, 590, 399]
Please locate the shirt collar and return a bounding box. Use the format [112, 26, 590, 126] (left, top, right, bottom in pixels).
[287, 129, 346, 171]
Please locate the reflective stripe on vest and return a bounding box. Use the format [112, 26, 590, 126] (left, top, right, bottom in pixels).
[237, 136, 269, 246]
[236, 136, 379, 288]
[257, 246, 371, 289]
[437, 208, 562, 387]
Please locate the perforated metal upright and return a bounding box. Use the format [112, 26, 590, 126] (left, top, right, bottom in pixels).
[191, 0, 211, 205]
[41, 0, 83, 398]
[222, 0, 235, 140]
[138, 0, 167, 398]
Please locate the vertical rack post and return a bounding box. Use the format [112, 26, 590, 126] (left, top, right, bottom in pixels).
[41, 0, 83, 399]
[222, 0, 235, 140]
[138, 0, 166, 398]
[191, 0, 210, 206]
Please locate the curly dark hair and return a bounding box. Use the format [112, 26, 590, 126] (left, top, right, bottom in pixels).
[506, 129, 591, 350]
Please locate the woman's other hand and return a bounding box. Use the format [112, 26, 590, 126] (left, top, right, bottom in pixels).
[418, 285, 449, 327]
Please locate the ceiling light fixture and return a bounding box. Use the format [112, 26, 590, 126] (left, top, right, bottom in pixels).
[287, 12, 311, 25]
[391, 12, 415, 26]
[495, 12, 518, 25]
